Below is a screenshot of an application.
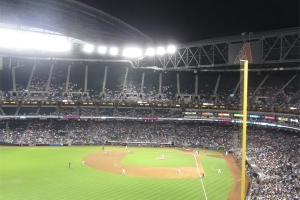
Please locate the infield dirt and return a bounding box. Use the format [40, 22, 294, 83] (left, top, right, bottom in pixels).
[84, 148, 249, 199]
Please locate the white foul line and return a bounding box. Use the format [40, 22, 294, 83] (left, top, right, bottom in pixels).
[194, 154, 208, 200]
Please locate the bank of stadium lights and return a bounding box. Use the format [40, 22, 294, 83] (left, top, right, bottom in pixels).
[122, 47, 143, 58]
[0, 27, 177, 56]
[82, 45, 176, 57]
[0, 28, 71, 52]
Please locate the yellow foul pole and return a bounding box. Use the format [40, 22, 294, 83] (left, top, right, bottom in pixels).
[241, 60, 248, 200]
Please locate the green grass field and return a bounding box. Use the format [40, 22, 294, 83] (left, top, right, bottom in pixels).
[0, 146, 233, 200]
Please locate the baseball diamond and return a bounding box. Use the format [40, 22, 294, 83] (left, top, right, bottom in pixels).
[0, 146, 249, 200]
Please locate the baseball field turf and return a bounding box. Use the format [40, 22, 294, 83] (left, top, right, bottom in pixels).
[0, 146, 234, 200]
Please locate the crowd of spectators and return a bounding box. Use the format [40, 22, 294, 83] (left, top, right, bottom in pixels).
[0, 120, 299, 199]
[1, 65, 298, 112]
[233, 128, 299, 200]
[0, 55, 299, 200]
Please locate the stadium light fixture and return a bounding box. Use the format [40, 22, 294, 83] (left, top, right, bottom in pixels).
[145, 48, 155, 56]
[98, 46, 107, 54]
[19, 31, 42, 50]
[157, 47, 165, 55]
[122, 47, 143, 58]
[83, 44, 94, 53]
[44, 35, 71, 52]
[0, 28, 72, 52]
[109, 47, 118, 56]
[0, 29, 17, 47]
[167, 45, 176, 53]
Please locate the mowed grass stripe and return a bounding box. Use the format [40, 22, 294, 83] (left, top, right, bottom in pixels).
[121, 151, 195, 167]
[200, 156, 234, 200]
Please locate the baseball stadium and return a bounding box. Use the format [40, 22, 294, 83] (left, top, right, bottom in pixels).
[0, 1, 299, 200]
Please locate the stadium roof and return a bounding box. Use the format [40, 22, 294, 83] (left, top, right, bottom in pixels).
[0, 0, 152, 46]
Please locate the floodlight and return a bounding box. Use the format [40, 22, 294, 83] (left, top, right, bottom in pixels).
[0, 28, 19, 49]
[157, 47, 165, 55]
[44, 35, 71, 52]
[0, 28, 71, 52]
[145, 48, 155, 56]
[167, 45, 176, 53]
[98, 46, 107, 54]
[83, 44, 94, 53]
[122, 47, 143, 58]
[110, 47, 118, 55]
[19, 31, 43, 50]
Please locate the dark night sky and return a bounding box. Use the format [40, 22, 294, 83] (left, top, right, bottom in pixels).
[80, 0, 298, 44]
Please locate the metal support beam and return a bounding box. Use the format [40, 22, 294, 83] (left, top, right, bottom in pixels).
[137, 28, 299, 69]
[46, 64, 54, 92]
[273, 74, 298, 99]
[65, 65, 71, 92]
[233, 75, 243, 95]
[102, 66, 108, 93]
[140, 72, 145, 93]
[84, 65, 88, 92]
[159, 73, 162, 94]
[281, 35, 300, 61]
[26, 64, 36, 90]
[122, 67, 129, 93]
[177, 73, 180, 94]
[213, 74, 221, 95]
[12, 67, 16, 91]
[11, 60, 24, 92]
[252, 74, 269, 98]
[195, 73, 198, 95]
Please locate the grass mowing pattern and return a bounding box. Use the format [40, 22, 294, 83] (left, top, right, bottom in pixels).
[200, 156, 234, 200]
[0, 147, 232, 200]
[121, 149, 195, 167]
